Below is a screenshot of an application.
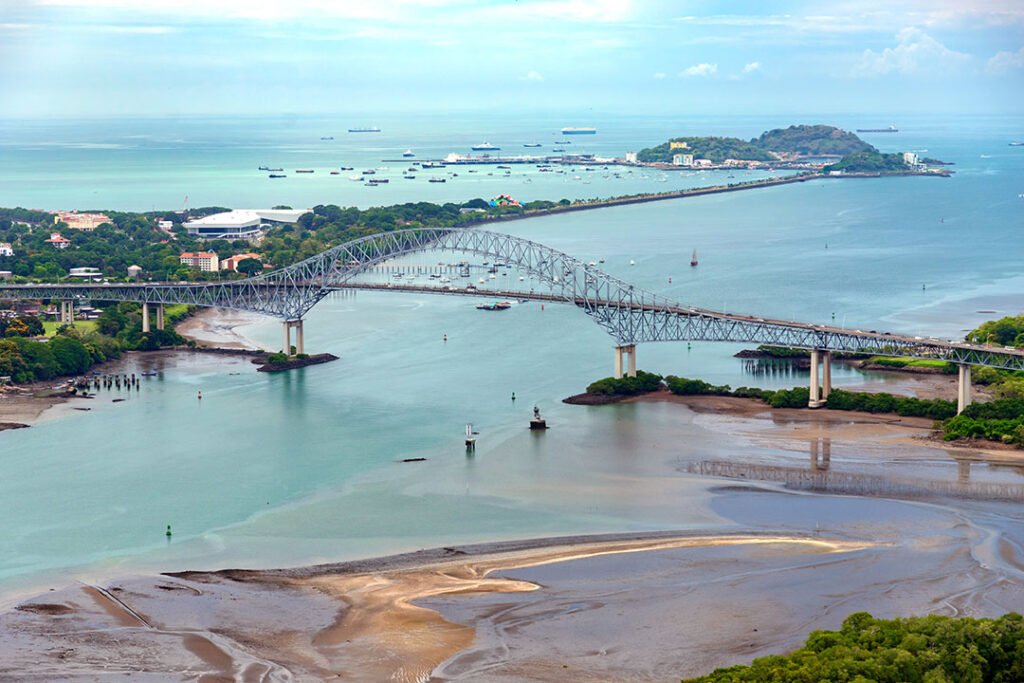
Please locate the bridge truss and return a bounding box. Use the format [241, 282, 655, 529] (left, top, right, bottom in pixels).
[1, 228, 1022, 371]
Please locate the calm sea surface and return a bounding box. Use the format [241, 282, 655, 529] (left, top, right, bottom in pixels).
[1, 113, 1023, 597]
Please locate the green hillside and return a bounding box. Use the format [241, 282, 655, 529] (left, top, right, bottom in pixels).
[754, 124, 875, 156]
[636, 136, 774, 163]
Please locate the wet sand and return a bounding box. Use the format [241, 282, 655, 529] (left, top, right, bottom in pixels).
[176, 306, 265, 350]
[0, 531, 876, 682]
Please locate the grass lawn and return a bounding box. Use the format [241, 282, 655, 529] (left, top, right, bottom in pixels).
[868, 356, 949, 369]
[42, 319, 98, 336]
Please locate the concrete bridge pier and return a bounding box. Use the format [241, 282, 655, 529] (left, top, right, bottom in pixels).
[613, 345, 636, 379]
[808, 350, 832, 408]
[155, 303, 164, 330]
[283, 319, 305, 356]
[59, 301, 74, 325]
[141, 303, 150, 333]
[957, 364, 972, 415]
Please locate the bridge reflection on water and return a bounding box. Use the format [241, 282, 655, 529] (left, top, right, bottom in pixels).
[690, 436, 1024, 502]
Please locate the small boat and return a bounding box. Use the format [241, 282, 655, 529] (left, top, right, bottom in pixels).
[497, 165, 511, 169]
[268, 174, 286, 178]
[362, 169, 376, 175]
[629, 260, 635, 266]
[320, 136, 334, 140]
[267, 167, 283, 172]
[330, 171, 340, 175]
[295, 169, 314, 173]
[429, 177, 446, 183]
[523, 143, 542, 147]
[690, 249, 698, 267]
[476, 301, 512, 311]
[364, 182, 378, 186]
[403, 175, 416, 179]
[349, 175, 361, 181]
[349, 127, 381, 133]
[1011, 142, 1024, 147]
[368, 178, 389, 184]
[403, 149, 415, 157]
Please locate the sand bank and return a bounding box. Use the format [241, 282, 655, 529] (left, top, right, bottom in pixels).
[1, 531, 872, 682]
[176, 306, 265, 350]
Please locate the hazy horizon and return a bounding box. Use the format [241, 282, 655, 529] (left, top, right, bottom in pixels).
[1, 0, 1021, 119]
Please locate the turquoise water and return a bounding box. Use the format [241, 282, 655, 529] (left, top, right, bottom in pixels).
[2, 113, 1023, 597]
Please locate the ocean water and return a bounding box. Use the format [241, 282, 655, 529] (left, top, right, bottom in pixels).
[1, 113, 1023, 598]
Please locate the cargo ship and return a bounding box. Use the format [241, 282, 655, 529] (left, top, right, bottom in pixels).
[856, 125, 898, 133]
[348, 127, 381, 133]
[471, 142, 500, 151]
[561, 127, 596, 135]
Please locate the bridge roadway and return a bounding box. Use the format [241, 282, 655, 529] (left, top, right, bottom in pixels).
[1, 225, 1020, 412]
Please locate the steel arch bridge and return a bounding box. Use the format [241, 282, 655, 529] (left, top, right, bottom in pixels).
[2, 227, 1023, 375]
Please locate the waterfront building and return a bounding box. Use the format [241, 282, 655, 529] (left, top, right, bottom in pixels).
[184, 209, 308, 239]
[54, 211, 111, 231]
[127, 265, 143, 279]
[682, 154, 694, 166]
[0, 242, 13, 257]
[669, 141, 689, 150]
[625, 151, 638, 163]
[903, 152, 919, 167]
[672, 154, 682, 166]
[179, 251, 220, 271]
[44, 232, 71, 249]
[0, 271, 12, 280]
[220, 253, 263, 272]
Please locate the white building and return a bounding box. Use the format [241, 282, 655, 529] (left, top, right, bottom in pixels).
[183, 209, 308, 239]
[68, 267, 103, 281]
[903, 152, 919, 167]
[0, 242, 13, 257]
[682, 154, 694, 166]
[625, 151, 637, 163]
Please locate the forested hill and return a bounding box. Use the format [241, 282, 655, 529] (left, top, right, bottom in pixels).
[637, 137, 774, 163]
[637, 124, 873, 162]
[754, 125, 875, 156]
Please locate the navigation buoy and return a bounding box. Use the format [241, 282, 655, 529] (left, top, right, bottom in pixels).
[166, 525, 172, 537]
[511, 392, 516, 401]
[541, 304, 544, 310]
[443, 333, 447, 342]
[668, 277, 672, 284]
[197, 391, 202, 400]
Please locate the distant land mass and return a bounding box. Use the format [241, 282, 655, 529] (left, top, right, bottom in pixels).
[637, 124, 876, 163]
[753, 124, 874, 157]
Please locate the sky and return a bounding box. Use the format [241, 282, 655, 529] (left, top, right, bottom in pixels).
[0, 0, 1022, 117]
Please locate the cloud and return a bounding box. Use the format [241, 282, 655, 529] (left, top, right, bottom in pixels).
[986, 46, 1024, 74]
[851, 27, 971, 77]
[652, 72, 665, 79]
[742, 61, 761, 73]
[679, 63, 717, 77]
[520, 70, 544, 82]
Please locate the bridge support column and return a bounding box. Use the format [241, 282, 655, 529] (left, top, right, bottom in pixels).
[155, 303, 164, 330]
[808, 349, 824, 408]
[141, 303, 150, 333]
[282, 320, 305, 356]
[59, 301, 74, 325]
[821, 351, 832, 400]
[957, 364, 972, 415]
[614, 345, 636, 379]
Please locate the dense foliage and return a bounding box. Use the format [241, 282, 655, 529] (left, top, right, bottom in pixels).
[586, 370, 664, 396]
[753, 125, 874, 156]
[824, 151, 910, 174]
[684, 611, 1024, 683]
[968, 315, 1024, 347]
[827, 389, 956, 419]
[637, 136, 775, 163]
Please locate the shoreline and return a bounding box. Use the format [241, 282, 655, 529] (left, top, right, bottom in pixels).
[3, 530, 873, 682]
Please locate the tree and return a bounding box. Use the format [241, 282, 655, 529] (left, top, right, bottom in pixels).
[236, 258, 263, 276]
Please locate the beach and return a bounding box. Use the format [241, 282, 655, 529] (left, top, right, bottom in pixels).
[4, 328, 1024, 680]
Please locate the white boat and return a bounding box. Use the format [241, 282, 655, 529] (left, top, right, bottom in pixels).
[478, 277, 485, 284]
[629, 260, 635, 265]
[349, 175, 361, 181]
[402, 149, 414, 157]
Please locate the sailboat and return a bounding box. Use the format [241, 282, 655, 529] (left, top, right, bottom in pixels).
[690, 249, 698, 267]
